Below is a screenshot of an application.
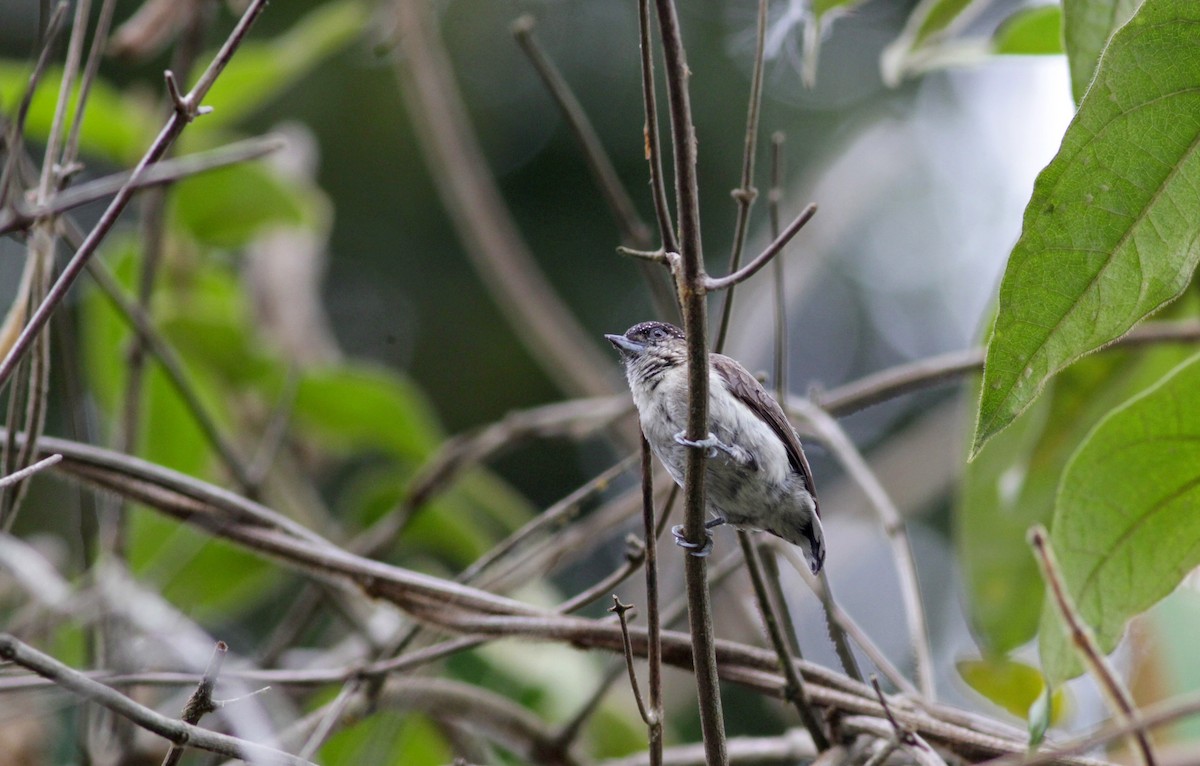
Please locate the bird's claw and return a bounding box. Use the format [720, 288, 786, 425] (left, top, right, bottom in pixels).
[671, 524, 714, 557]
[674, 431, 727, 460]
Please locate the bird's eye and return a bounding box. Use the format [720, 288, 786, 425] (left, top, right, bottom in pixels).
[651, 328, 665, 340]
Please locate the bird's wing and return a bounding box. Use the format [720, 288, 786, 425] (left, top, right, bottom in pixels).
[711, 353, 820, 515]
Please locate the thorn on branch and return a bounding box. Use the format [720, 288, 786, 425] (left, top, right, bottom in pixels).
[164, 70, 212, 122]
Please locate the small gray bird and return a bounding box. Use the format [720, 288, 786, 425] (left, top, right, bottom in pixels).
[606, 321, 826, 574]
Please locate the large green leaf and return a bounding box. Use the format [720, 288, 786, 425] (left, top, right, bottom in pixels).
[1040, 351, 1200, 682]
[972, 0, 1200, 457]
[959, 344, 1191, 653]
[1062, 0, 1142, 102]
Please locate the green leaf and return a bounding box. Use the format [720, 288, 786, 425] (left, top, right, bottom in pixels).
[972, 0, 1200, 456]
[1063, 0, 1143, 102]
[1040, 351, 1200, 682]
[293, 365, 443, 461]
[170, 162, 313, 248]
[197, 0, 369, 129]
[994, 5, 1064, 55]
[957, 657, 1064, 723]
[959, 343, 1191, 653]
[0, 63, 158, 164]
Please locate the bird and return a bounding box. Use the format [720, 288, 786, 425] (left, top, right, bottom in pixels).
[605, 320, 826, 574]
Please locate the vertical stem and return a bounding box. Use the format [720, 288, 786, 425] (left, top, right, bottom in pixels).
[713, 0, 769, 352]
[637, 0, 679, 257]
[641, 432, 664, 766]
[737, 531, 829, 749]
[652, 0, 728, 763]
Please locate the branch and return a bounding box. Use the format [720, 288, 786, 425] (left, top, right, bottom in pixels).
[636, 0, 679, 256]
[0, 452, 60, 490]
[737, 532, 829, 749]
[391, 0, 614, 399]
[0, 635, 314, 766]
[161, 641, 229, 766]
[789, 398, 935, 699]
[814, 318, 1200, 417]
[704, 204, 817, 292]
[652, 0, 728, 760]
[1029, 526, 1156, 766]
[0, 136, 286, 235]
[713, 0, 770, 351]
[640, 432, 664, 766]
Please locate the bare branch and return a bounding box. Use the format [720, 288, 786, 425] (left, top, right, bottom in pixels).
[737, 531, 829, 749]
[391, 0, 614, 399]
[0, 135, 285, 235]
[636, 0, 679, 257]
[713, 0, 770, 351]
[1029, 526, 1156, 766]
[789, 398, 935, 699]
[0, 634, 315, 766]
[652, 0, 729, 758]
[704, 204, 817, 292]
[160, 641, 229, 766]
[0, 452, 60, 490]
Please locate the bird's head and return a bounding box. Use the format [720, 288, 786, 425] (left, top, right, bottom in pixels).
[605, 321, 686, 383]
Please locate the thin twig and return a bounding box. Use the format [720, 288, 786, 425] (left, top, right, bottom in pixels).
[713, 0, 770, 351]
[0, 634, 315, 766]
[511, 16, 676, 320]
[58, 0, 118, 177]
[790, 398, 934, 699]
[0, 452, 61, 490]
[0, 0, 68, 208]
[161, 640, 229, 766]
[391, 0, 614, 399]
[1029, 526, 1156, 766]
[641, 432, 665, 766]
[0, 135, 286, 235]
[636, 0, 679, 257]
[705, 204, 817, 292]
[512, 16, 650, 247]
[611, 596, 655, 726]
[737, 531, 830, 750]
[768, 132, 786, 397]
[815, 317, 1200, 417]
[0, 0, 271, 391]
[775, 544, 915, 696]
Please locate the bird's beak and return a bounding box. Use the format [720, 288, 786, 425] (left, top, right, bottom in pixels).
[605, 334, 646, 357]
